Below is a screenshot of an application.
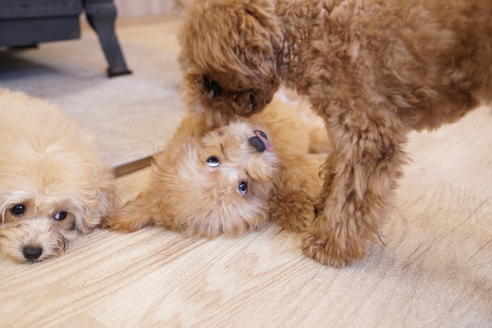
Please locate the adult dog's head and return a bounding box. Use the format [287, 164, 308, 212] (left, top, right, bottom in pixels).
[179, 0, 283, 118]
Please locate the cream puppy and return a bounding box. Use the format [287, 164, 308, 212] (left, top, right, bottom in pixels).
[0, 89, 115, 263]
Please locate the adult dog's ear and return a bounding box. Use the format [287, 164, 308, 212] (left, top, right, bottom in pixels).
[179, 0, 282, 84]
[237, 1, 282, 82]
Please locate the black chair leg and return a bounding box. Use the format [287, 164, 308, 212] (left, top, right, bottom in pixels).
[84, 0, 132, 77]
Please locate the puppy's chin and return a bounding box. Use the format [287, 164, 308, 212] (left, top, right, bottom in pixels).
[0, 219, 76, 263]
[182, 198, 271, 237]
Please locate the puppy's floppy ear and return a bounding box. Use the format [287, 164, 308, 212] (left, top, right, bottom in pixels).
[94, 167, 117, 222]
[75, 166, 116, 233]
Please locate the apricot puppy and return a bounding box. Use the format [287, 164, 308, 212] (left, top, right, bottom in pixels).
[106, 98, 329, 237]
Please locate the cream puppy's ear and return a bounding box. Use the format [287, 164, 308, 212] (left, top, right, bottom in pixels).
[71, 130, 116, 233]
[76, 166, 116, 233]
[94, 167, 117, 222]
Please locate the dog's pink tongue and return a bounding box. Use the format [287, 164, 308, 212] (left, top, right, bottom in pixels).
[255, 131, 272, 151]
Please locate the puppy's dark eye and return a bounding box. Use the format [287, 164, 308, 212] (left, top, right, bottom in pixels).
[10, 204, 26, 216]
[238, 181, 248, 194]
[206, 156, 220, 167]
[53, 211, 68, 221]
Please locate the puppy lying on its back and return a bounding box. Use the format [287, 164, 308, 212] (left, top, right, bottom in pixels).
[106, 98, 329, 237]
[0, 89, 116, 263]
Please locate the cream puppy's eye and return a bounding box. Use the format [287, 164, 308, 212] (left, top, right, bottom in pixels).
[238, 181, 248, 194]
[206, 156, 220, 167]
[10, 204, 26, 216]
[53, 211, 68, 221]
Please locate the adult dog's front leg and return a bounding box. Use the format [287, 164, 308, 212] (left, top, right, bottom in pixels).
[302, 108, 408, 267]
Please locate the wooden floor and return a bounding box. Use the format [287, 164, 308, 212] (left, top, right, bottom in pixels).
[1, 107, 492, 327]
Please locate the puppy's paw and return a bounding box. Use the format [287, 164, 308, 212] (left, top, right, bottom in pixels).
[101, 214, 141, 233]
[102, 192, 155, 233]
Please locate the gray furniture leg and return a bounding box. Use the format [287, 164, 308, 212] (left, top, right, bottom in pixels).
[84, 0, 132, 77]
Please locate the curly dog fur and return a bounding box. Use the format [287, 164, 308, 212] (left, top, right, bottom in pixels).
[106, 97, 329, 237]
[179, 0, 492, 266]
[0, 89, 116, 263]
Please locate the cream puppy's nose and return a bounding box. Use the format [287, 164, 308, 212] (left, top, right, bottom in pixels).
[23, 246, 42, 261]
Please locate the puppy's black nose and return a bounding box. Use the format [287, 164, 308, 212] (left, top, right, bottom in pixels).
[23, 246, 42, 261]
[249, 136, 266, 152]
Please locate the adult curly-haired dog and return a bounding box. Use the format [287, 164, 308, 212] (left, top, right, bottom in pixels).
[178, 0, 492, 266]
[0, 90, 115, 263]
[105, 98, 329, 237]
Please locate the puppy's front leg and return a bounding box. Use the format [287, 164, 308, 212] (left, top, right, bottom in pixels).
[103, 191, 156, 232]
[302, 107, 408, 267]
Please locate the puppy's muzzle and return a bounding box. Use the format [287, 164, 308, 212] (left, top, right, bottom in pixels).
[23, 245, 42, 261]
